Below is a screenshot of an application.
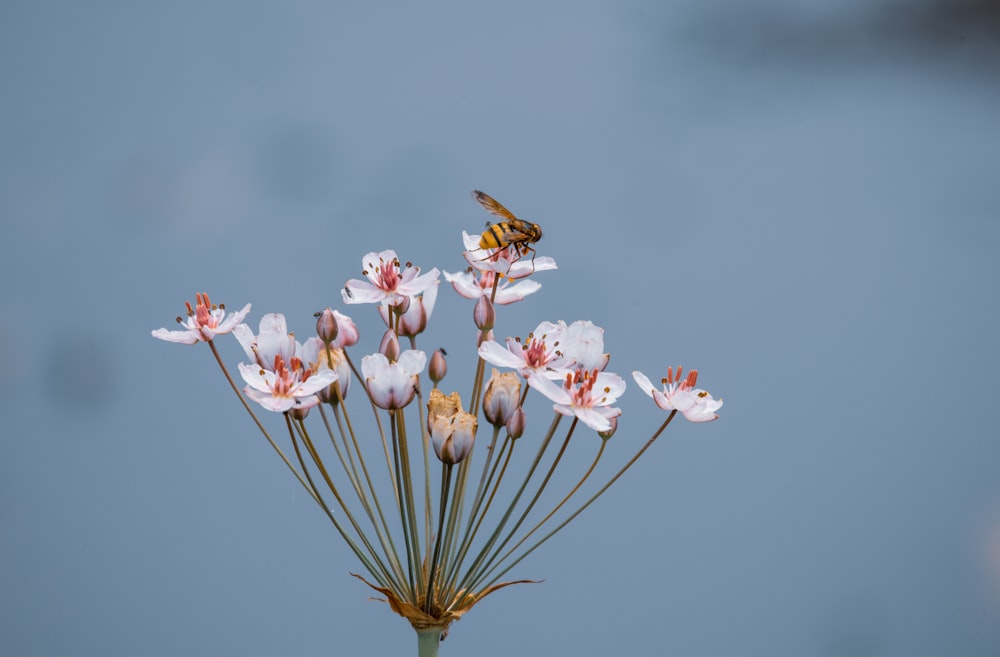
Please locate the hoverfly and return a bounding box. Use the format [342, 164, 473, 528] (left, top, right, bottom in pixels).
[472, 190, 543, 266]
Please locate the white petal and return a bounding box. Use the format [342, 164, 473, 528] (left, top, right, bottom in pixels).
[344, 279, 387, 304]
[151, 328, 200, 344]
[397, 349, 427, 376]
[527, 373, 571, 405]
[631, 371, 657, 399]
[478, 341, 527, 369]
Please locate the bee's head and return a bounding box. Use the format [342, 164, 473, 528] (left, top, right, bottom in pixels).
[531, 223, 543, 241]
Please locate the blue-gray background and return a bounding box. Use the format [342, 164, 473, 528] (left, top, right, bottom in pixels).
[2, 1, 999, 655]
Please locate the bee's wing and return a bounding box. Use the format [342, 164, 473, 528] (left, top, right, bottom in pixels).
[472, 190, 519, 222]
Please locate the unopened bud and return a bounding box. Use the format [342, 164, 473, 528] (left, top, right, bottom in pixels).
[315, 308, 339, 344]
[379, 329, 400, 361]
[506, 407, 526, 440]
[482, 368, 521, 426]
[429, 348, 448, 384]
[598, 415, 618, 440]
[431, 412, 477, 465]
[394, 295, 411, 315]
[290, 406, 311, 421]
[332, 310, 360, 348]
[474, 296, 495, 331]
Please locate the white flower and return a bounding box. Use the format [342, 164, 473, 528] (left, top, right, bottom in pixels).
[239, 355, 337, 413]
[342, 250, 440, 306]
[632, 367, 722, 423]
[233, 313, 297, 370]
[361, 350, 427, 410]
[442, 268, 541, 305]
[152, 293, 251, 344]
[478, 320, 574, 379]
[528, 368, 625, 432]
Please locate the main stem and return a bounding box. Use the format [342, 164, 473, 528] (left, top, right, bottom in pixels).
[416, 628, 442, 657]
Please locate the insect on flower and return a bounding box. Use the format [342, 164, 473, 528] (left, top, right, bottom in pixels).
[473, 190, 543, 269]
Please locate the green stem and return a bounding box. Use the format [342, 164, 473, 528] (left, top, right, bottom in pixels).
[416, 628, 442, 657]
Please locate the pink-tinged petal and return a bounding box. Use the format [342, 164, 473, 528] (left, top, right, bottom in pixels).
[239, 362, 275, 393]
[479, 340, 528, 369]
[442, 270, 481, 299]
[151, 328, 200, 344]
[594, 372, 627, 402]
[526, 373, 571, 405]
[575, 407, 614, 432]
[397, 349, 427, 376]
[215, 303, 252, 333]
[631, 371, 657, 399]
[461, 231, 483, 251]
[397, 267, 441, 297]
[233, 324, 256, 361]
[296, 369, 339, 396]
[343, 279, 387, 304]
[504, 256, 558, 279]
[494, 280, 541, 304]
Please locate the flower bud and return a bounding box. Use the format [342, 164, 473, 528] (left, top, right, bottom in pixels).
[430, 412, 477, 465]
[315, 308, 339, 344]
[290, 406, 311, 421]
[428, 389, 476, 464]
[332, 310, 360, 348]
[429, 348, 448, 384]
[474, 296, 495, 331]
[505, 407, 525, 440]
[482, 368, 521, 427]
[313, 345, 351, 405]
[380, 329, 400, 361]
[597, 415, 618, 440]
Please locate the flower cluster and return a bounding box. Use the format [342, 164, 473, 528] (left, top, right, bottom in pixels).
[152, 192, 723, 654]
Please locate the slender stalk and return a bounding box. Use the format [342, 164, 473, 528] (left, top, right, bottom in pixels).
[425, 463, 453, 614]
[482, 412, 678, 589]
[480, 437, 607, 583]
[207, 341, 318, 503]
[464, 418, 578, 593]
[389, 412, 417, 598]
[395, 409, 426, 600]
[285, 415, 388, 586]
[294, 417, 401, 590]
[410, 335, 434, 561]
[452, 413, 562, 594]
[333, 402, 406, 587]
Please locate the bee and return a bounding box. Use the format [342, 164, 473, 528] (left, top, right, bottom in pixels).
[472, 190, 543, 265]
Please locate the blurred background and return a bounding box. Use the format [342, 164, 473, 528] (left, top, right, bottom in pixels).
[2, 1, 999, 655]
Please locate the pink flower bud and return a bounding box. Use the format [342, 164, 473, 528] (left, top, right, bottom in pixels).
[506, 407, 525, 440]
[380, 329, 400, 362]
[474, 296, 495, 331]
[331, 310, 359, 348]
[429, 348, 448, 384]
[290, 406, 311, 421]
[315, 308, 339, 344]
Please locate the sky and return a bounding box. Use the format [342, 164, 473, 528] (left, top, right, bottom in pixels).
[2, 1, 999, 655]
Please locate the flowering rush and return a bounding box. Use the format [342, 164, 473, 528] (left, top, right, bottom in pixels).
[151, 189, 724, 657]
